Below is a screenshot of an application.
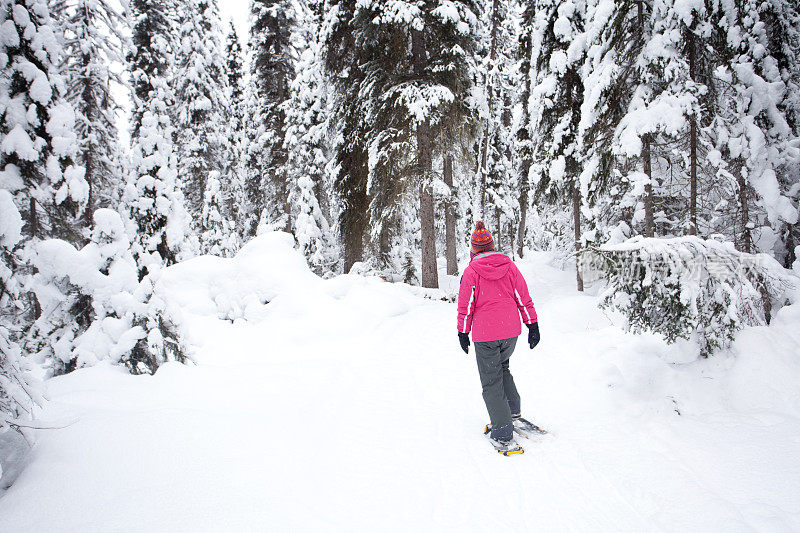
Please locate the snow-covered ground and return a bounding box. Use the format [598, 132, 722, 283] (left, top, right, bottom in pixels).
[1, 233, 800, 532]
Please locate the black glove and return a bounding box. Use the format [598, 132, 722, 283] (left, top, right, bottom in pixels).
[527, 322, 540, 349]
[458, 332, 470, 354]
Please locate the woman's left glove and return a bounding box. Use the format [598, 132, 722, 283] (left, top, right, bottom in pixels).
[527, 322, 540, 349]
[458, 332, 470, 354]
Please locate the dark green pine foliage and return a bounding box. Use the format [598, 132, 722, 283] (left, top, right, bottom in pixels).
[173, 0, 229, 225]
[126, 0, 188, 275]
[515, 1, 535, 256]
[323, 0, 370, 273]
[223, 20, 247, 235]
[350, 0, 481, 279]
[245, 0, 295, 236]
[532, 0, 584, 203]
[128, 0, 173, 139]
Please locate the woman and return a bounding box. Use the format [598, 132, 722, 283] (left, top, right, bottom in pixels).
[456, 221, 541, 454]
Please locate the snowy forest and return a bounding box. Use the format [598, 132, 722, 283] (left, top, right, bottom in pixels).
[1, 0, 800, 523]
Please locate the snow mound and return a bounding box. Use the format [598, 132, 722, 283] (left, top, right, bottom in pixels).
[157, 232, 320, 322]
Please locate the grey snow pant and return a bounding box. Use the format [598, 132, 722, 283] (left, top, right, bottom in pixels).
[475, 336, 520, 441]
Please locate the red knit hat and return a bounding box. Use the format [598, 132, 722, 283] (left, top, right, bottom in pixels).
[470, 221, 494, 258]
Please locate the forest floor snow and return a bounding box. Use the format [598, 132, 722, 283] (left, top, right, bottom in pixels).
[1, 232, 799, 532]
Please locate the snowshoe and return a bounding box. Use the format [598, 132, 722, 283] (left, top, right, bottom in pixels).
[483, 425, 524, 456]
[512, 416, 548, 439]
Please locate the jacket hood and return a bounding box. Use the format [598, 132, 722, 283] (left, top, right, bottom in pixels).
[470, 252, 512, 280]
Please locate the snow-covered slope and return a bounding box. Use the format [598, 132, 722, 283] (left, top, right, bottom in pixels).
[1, 233, 799, 531]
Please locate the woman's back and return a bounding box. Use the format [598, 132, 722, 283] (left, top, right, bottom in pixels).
[457, 251, 537, 342]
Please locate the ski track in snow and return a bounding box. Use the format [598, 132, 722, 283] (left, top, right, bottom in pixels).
[1, 236, 799, 532]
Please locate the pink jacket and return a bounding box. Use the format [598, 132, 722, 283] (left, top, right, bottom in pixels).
[456, 252, 538, 342]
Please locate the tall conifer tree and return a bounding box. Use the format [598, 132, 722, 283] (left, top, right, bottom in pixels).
[58, 0, 127, 225]
[124, 0, 192, 276]
[173, 0, 230, 231]
[244, 0, 295, 236]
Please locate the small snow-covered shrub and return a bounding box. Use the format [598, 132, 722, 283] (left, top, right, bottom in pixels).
[580, 236, 796, 356]
[28, 210, 188, 375]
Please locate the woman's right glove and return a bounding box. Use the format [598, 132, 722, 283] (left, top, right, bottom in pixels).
[527, 322, 540, 349]
[458, 332, 470, 354]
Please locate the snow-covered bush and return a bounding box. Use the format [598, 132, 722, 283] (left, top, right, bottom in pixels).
[580, 236, 797, 356]
[27, 209, 187, 375]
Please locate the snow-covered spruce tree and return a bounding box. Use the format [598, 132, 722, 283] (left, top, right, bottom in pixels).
[710, 0, 799, 258]
[515, 0, 535, 256]
[577, 0, 654, 243]
[222, 19, 247, 241]
[479, 0, 520, 253]
[0, 0, 92, 379]
[649, 0, 721, 238]
[763, 0, 800, 266]
[125, 0, 193, 279]
[350, 0, 482, 288]
[477, 0, 518, 234]
[0, 0, 87, 244]
[583, 0, 727, 244]
[56, 0, 128, 224]
[281, 1, 337, 274]
[244, 0, 296, 237]
[602, 1, 798, 252]
[530, 0, 586, 290]
[172, 0, 231, 233]
[199, 171, 238, 257]
[322, 0, 370, 273]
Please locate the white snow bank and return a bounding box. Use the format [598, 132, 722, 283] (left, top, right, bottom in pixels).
[1, 242, 799, 531]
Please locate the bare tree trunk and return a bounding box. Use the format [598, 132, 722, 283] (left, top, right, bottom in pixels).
[81, 47, 96, 228]
[517, 184, 528, 257]
[689, 118, 698, 236]
[573, 181, 584, 292]
[412, 28, 438, 288]
[509, 219, 515, 258]
[517, 18, 533, 259]
[443, 154, 458, 275]
[27, 197, 39, 239]
[341, 137, 369, 274]
[688, 28, 698, 236]
[420, 180, 438, 288]
[478, 135, 489, 220]
[643, 134, 655, 237]
[495, 207, 501, 252]
[343, 209, 365, 273]
[737, 170, 752, 253]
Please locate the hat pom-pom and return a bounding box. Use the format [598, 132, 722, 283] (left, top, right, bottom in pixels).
[474, 220, 485, 231]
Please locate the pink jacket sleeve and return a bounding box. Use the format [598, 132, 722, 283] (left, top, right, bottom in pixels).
[456, 268, 477, 333]
[511, 264, 538, 324]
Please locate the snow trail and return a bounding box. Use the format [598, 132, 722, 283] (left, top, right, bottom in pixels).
[1, 234, 799, 531]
